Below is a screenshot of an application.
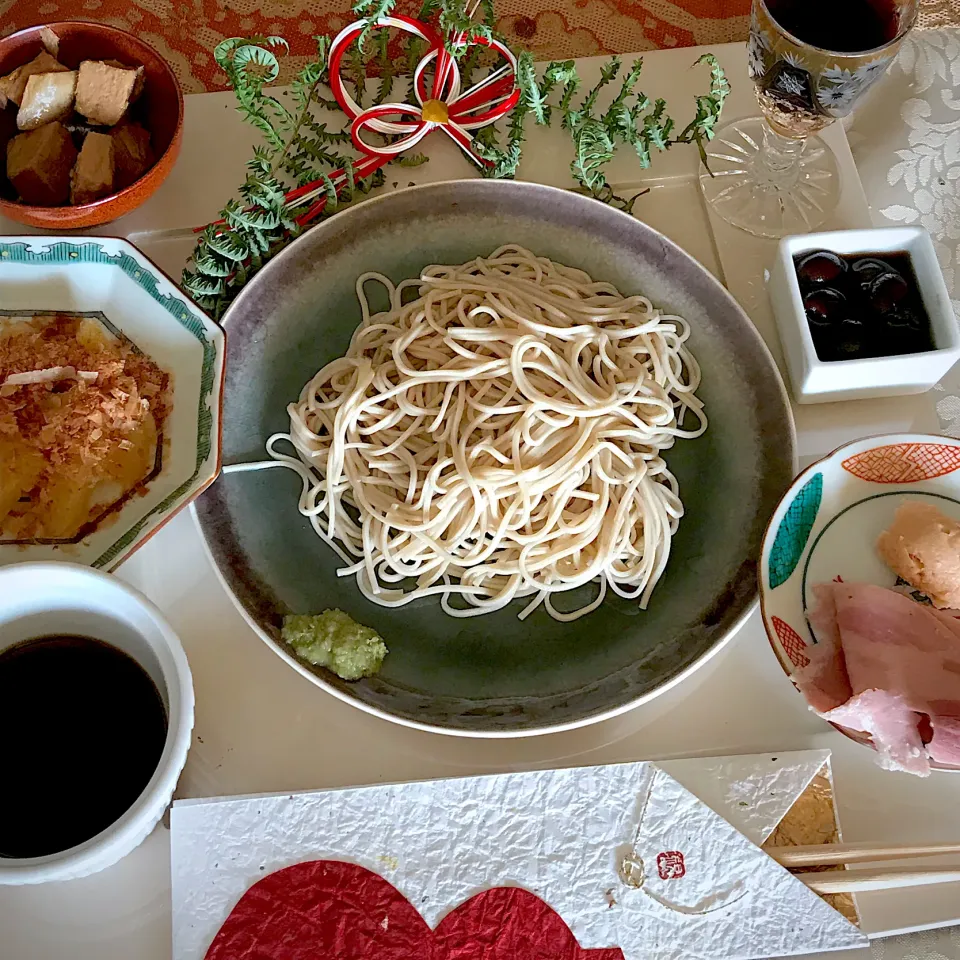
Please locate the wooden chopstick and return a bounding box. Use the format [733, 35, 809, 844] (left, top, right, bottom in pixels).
[767, 842, 960, 894]
[770, 841, 960, 867]
[796, 866, 960, 894]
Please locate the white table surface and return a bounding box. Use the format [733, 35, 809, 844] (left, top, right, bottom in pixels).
[1, 37, 959, 960]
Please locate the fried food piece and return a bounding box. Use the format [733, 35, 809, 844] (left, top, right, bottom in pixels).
[70, 131, 115, 204]
[6, 122, 78, 205]
[39, 26, 60, 58]
[40, 411, 157, 539]
[110, 121, 153, 188]
[0, 314, 168, 541]
[0, 52, 68, 108]
[16, 70, 77, 130]
[75, 317, 114, 353]
[74, 60, 139, 126]
[102, 60, 145, 101]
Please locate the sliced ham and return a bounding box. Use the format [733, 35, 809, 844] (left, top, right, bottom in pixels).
[930, 606, 960, 642]
[793, 583, 852, 713]
[927, 715, 960, 766]
[799, 581, 960, 776]
[833, 583, 960, 705]
[821, 689, 929, 777]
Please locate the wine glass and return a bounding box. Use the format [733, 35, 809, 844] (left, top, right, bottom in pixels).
[699, 0, 918, 239]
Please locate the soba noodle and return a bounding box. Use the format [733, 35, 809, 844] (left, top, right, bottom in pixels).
[256, 245, 706, 622]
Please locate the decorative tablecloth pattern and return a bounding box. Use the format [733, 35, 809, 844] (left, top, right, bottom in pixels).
[0, 0, 958, 91]
[872, 926, 960, 960]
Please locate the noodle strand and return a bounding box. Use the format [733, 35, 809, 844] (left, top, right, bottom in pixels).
[262, 245, 706, 621]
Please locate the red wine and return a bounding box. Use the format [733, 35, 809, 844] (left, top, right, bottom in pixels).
[0, 635, 167, 859]
[765, 0, 899, 52]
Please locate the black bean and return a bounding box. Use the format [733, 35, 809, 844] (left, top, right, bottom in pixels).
[796, 250, 847, 286]
[803, 287, 846, 326]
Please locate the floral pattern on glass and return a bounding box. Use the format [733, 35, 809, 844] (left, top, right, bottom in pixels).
[749, 0, 904, 133]
[816, 58, 894, 113]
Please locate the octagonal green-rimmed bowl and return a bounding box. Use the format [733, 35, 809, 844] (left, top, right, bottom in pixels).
[0, 236, 224, 570]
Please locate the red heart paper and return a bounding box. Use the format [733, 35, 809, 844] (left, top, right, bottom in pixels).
[204, 860, 624, 960]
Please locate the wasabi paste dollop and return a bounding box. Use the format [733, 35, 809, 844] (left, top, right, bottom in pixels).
[281, 609, 387, 680]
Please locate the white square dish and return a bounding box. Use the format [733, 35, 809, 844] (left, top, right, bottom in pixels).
[769, 227, 960, 404]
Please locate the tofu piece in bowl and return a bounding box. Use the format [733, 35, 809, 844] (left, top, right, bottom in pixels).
[75, 60, 142, 127]
[70, 131, 114, 204]
[6, 121, 77, 205]
[0, 51, 66, 108]
[16, 70, 76, 129]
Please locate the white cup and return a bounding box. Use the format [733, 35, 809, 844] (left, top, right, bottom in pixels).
[0, 562, 194, 884]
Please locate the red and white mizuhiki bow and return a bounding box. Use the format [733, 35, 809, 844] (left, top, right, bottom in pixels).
[288, 12, 520, 223]
[329, 15, 520, 161]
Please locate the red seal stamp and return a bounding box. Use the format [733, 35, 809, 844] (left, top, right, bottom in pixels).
[656, 851, 686, 880]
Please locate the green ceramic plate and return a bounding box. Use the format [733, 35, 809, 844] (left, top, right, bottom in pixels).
[195, 180, 795, 736]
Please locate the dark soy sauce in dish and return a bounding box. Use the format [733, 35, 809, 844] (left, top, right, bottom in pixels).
[0, 635, 167, 859]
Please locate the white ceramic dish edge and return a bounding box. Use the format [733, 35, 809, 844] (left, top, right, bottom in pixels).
[0, 235, 225, 571]
[758, 432, 960, 773]
[769, 227, 960, 404]
[0, 562, 195, 883]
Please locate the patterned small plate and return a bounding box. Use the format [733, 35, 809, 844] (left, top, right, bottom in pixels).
[0, 236, 224, 570]
[759, 433, 960, 771]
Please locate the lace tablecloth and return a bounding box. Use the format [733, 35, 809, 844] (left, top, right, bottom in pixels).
[1, 0, 959, 91]
[840, 26, 960, 960]
[849, 29, 960, 443]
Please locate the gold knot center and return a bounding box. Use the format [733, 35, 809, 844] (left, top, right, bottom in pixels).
[422, 99, 449, 124]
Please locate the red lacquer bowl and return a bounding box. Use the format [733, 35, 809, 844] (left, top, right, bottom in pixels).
[0, 21, 183, 229]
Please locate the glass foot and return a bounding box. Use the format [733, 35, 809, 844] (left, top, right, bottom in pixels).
[698, 116, 841, 239]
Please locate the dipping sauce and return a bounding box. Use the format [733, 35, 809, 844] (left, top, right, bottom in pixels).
[793, 250, 934, 363]
[0, 635, 167, 858]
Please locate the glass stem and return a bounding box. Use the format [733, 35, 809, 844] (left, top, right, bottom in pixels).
[753, 122, 805, 187]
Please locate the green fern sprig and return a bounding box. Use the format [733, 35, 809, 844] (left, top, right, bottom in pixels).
[213, 36, 293, 152]
[518, 53, 728, 210]
[184, 33, 380, 316]
[440, 0, 494, 53]
[185, 0, 728, 317]
[674, 53, 730, 168]
[374, 28, 395, 104]
[473, 50, 532, 179]
[352, 0, 396, 51]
